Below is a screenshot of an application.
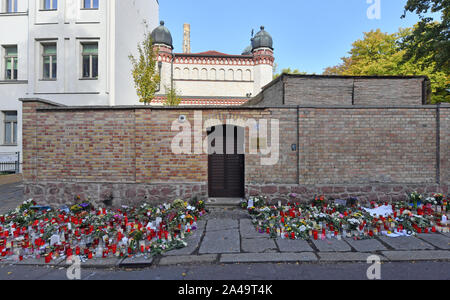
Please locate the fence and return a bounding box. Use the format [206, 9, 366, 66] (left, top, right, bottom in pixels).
[0, 152, 20, 174]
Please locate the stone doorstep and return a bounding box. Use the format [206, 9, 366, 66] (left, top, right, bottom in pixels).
[220, 253, 318, 264]
[159, 254, 218, 266]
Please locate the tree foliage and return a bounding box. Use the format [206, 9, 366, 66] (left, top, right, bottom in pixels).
[164, 86, 182, 106]
[129, 28, 161, 105]
[274, 68, 307, 79]
[324, 29, 449, 103]
[401, 0, 449, 70]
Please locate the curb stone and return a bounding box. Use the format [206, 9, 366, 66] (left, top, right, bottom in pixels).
[382, 250, 450, 261]
[159, 254, 218, 266]
[318, 252, 387, 262]
[220, 252, 318, 263]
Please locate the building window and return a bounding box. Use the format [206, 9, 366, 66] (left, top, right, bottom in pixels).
[3, 112, 17, 145]
[43, 0, 57, 10]
[81, 43, 98, 79]
[42, 44, 57, 79]
[83, 0, 98, 9]
[4, 46, 18, 80]
[7, 0, 18, 12]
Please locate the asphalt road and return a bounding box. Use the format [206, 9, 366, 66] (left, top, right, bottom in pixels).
[0, 261, 449, 280]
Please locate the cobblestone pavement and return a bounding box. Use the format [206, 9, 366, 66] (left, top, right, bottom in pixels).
[0, 182, 24, 215]
[0, 184, 449, 269]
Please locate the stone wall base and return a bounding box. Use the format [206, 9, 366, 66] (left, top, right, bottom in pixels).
[246, 183, 449, 205]
[24, 182, 208, 207]
[24, 182, 449, 207]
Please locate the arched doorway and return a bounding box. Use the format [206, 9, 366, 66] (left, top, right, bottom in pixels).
[207, 125, 245, 198]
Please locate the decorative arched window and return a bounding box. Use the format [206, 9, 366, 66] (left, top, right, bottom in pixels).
[218, 69, 225, 80]
[192, 68, 199, 80]
[209, 68, 217, 80]
[236, 69, 243, 81]
[201, 68, 208, 80]
[227, 69, 234, 81]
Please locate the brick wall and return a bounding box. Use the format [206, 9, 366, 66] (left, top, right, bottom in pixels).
[298, 108, 437, 184]
[285, 77, 354, 105]
[441, 106, 450, 184]
[251, 75, 427, 106]
[353, 78, 424, 105]
[21, 99, 447, 206]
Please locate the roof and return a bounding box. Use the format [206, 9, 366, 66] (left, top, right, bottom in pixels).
[151, 21, 173, 49]
[153, 96, 250, 106]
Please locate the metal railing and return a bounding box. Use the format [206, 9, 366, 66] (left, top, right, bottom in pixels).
[0, 152, 20, 174]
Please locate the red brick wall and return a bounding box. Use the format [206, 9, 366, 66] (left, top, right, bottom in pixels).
[21, 100, 447, 205]
[36, 110, 136, 182]
[441, 106, 450, 184]
[298, 108, 437, 184]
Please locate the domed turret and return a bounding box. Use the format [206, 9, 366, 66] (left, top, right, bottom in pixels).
[251, 26, 273, 50]
[151, 21, 173, 49]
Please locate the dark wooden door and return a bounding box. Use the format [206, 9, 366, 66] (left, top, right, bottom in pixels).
[208, 125, 245, 198]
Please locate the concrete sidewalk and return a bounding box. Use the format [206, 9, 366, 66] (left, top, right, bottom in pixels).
[0, 183, 449, 269]
[1, 207, 449, 269]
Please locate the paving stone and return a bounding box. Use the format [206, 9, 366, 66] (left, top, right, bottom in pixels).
[382, 250, 450, 261]
[120, 256, 153, 267]
[220, 252, 317, 263]
[159, 254, 218, 266]
[319, 252, 387, 262]
[241, 238, 277, 253]
[379, 236, 435, 250]
[344, 238, 387, 252]
[312, 239, 352, 252]
[443, 232, 450, 238]
[199, 229, 240, 254]
[206, 219, 238, 232]
[164, 227, 204, 256]
[240, 219, 270, 239]
[276, 239, 314, 252]
[416, 234, 450, 250]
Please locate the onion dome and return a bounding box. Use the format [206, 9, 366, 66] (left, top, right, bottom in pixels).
[251, 26, 273, 50]
[151, 21, 173, 49]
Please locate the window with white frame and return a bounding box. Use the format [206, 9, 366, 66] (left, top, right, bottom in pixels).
[3, 111, 17, 145]
[42, 43, 57, 79]
[83, 0, 98, 9]
[6, 0, 18, 12]
[4, 46, 18, 80]
[43, 0, 57, 10]
[81, 43, 98, 79]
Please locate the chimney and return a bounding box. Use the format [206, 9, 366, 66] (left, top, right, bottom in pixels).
[183, 24, 191, 53]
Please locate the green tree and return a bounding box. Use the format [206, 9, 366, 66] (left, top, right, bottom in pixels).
[324, 29, 449, 103]
[164, 86, 182, 106]
[274, 68, 307, 79]
[401, 0, 449, 70]
[129, 27, 161, 105]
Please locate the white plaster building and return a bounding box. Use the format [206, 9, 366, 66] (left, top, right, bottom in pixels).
[0, 0, 159, 159]
[151, 23, 275, 106]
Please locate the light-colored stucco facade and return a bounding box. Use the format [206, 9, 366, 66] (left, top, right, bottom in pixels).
[152, 23, 275, 105]
[0, 0, 159, 159]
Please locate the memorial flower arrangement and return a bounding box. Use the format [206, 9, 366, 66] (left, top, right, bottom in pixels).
[242, 192, 449, 241]
[0, 197, 207, 263]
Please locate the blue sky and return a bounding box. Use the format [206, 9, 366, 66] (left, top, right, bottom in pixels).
[159, 0, 432, 74]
